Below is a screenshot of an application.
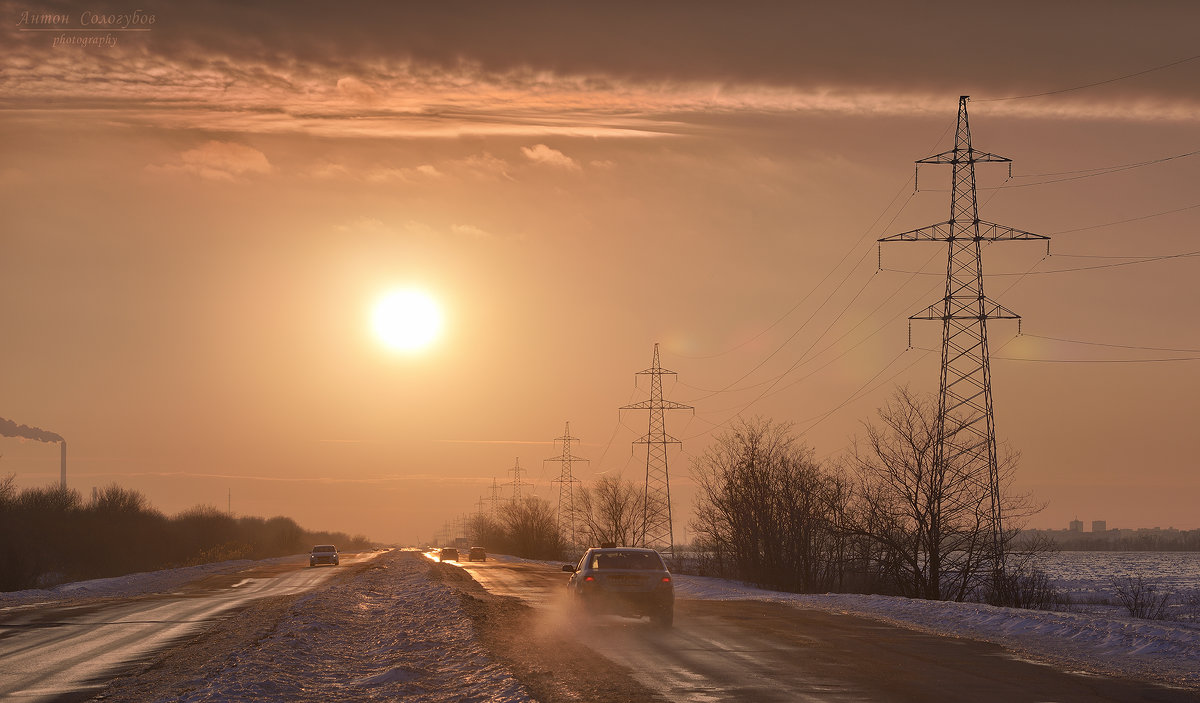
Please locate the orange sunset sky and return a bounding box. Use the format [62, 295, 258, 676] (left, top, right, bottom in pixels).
[2, 1, 1198, 544]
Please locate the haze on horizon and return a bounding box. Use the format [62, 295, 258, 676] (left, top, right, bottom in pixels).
[2, 0, 1198, 544]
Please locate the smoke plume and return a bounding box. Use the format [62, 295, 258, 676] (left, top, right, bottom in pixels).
[0, 416, 64, 443]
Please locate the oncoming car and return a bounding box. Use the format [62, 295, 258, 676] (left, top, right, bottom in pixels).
[468, 546, 487, 562]
[309, 544, 339, 567]
[563, 547, 674, 627]
[438, 547, 459, 562]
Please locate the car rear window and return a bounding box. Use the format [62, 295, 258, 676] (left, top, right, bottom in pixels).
[591, 551, 665, 570]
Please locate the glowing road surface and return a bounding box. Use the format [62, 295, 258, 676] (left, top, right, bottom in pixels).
[0, 553, 378, 702]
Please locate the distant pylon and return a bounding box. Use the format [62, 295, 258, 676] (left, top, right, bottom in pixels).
[488, 477, 503, 515]
[621, 343, 693, 556]
[879, 96, 1049, 575]
[546, 421, 587, 549]
[507, 458, 526, 505]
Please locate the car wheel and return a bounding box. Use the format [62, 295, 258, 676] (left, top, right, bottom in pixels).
[651, 607, 673, 628]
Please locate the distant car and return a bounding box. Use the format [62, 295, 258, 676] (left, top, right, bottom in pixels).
[563, 547, 674, 626]
[310, 544, 339, 567]
[438, 547, 459, 562]
[468, 546, 487, 562]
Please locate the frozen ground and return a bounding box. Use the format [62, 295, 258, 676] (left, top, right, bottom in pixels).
[167, 550, 533, 702]
[6, 552, 1199, 696]
[672, 574, 1200, 690]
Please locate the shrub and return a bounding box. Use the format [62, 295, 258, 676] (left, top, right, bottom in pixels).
[1111, 574, 1171, 620]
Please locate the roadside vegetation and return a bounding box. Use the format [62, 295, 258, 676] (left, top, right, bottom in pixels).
[686, 387, 1054, 608]
[0, 476, 372, 592]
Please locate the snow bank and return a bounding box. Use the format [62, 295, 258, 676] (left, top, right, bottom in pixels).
[673, 574, 1200, 689]
[175, 550, 534, 703]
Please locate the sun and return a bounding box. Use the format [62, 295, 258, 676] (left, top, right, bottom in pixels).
[371, 288, 444, 352]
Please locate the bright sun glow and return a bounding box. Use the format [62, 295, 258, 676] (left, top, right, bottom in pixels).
[371, 289, 444, 352]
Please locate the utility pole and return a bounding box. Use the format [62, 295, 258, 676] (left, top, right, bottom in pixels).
[546, 421, 587, 550]
[621, 343, 693, 556]
[879, 96, 1048, 576]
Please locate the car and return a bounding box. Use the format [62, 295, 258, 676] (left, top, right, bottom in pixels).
[309, 544, 339, 567]
[563, 547, 674, 627]
[468, 546, 487, 562]
[438, 547, 459, 562]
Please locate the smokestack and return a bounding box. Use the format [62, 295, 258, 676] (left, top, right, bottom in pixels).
[60, 441, 67, 490]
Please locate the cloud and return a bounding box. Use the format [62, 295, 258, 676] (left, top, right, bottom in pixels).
[521, 144, 581, 170]
[451, 224, 492, 239]
[336, 76, 379, 103]
[149, 141, 272, 181]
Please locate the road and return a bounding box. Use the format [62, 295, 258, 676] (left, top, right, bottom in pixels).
[455, 556, 1200, 703]
[0, 553, 376, 703]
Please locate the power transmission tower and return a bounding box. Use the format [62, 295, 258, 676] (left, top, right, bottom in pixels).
[879, 96, 1048, 576]
[507, 457, 526, 505]
[621, 343, 693, 556]
[488, 476, 504, 515]
[546, 421, 587, 550]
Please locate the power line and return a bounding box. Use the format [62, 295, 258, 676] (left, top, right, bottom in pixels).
[1019, 333, 1200, 354]
[1010, 149, 1200, 179]
[880, 249, 1199, 276]
[912, 346, 1200, 364]
[1050, 202, 1200, 235]
[977, 53, 1200, 101]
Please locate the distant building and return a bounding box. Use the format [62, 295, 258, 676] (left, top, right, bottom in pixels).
[1092, 520, 1107, 533]
[1069, 519, 1083, 532]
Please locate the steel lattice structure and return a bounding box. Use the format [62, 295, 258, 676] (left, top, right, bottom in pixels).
[546, 421, 587, 549]
[880, 96, 1048, 573]
[488, 477, 503, 515]
[621, 343, 693, 556]
[507, 458, 525, 505]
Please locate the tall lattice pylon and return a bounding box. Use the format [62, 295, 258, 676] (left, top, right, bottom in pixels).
[546, 421, 587, 549]
[488, 477, 504, 516]
[621, 343, 693, 556]
[507, 458, 526, 506]
[879, 96, 1048, 574]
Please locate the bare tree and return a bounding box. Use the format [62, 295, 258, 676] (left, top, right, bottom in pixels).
[576, 473, 661, 548]
[846, 386, 1034, 601]
[691, 418, 849, 592]
[499, 496, 562, 559]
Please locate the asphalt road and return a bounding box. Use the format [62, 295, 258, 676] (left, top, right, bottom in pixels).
[456, 556, 1200, 703]
[0, 553, 375, 703]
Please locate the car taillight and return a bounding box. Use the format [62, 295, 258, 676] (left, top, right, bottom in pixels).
[661, 576, 671, 583]
[584, 575, 594, 581]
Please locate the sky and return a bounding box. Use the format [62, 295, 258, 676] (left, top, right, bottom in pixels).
[2, 1, 1198, 544]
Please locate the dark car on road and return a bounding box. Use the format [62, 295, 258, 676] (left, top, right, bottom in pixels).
[438, 547, 459, 562]
[310, 544, 339, 567]
[468, 546, 487, 562]
[563, 547, 674, 626]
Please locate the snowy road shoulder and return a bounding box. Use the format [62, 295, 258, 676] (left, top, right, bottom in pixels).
[673, 574, 1200, 690]
[96, 549, 534, 703]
